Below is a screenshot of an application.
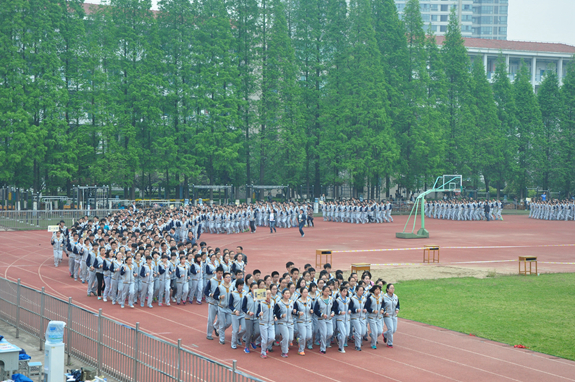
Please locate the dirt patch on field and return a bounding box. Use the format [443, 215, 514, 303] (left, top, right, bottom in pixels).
[343, 264, 517, 284]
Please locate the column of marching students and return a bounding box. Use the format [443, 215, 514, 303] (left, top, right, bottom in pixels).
[49, 208, 399, 359]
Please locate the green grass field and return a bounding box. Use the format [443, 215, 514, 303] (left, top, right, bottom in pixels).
[397, 273, 575, 360]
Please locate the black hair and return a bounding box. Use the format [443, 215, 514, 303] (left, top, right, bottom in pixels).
[216, 266, 224, 273]
[235, 279, 244, 288]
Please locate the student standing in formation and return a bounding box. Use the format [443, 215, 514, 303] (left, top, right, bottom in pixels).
[257, 290, 277, 359]
[383, 283, 400, 348]
[51, 230, 64, 267]
[242, 282, 260, 354]
[334, 286, 351, 353]
[158, 255, 172, 306]
[269, 210, 277, 233]
[213, 272, 234, 345]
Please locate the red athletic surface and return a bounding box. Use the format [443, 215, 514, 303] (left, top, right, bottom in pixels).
[2, 215, 575, 382]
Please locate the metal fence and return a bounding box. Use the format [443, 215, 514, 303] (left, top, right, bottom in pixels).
[0, 209, 121, 231]
[0, 277, 262, 382]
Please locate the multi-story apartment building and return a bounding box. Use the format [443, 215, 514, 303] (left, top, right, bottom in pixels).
[395, 0, 507, 40]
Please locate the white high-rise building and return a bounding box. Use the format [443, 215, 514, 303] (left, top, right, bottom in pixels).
[395, 0, 508, 40]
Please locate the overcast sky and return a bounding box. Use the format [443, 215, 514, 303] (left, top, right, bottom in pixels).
[97, 0, 575, 47]
[508, 0, 575, 46]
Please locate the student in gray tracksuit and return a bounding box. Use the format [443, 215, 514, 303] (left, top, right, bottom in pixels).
[204, 267, 224, 340]
[110, 253, 123, 305]
[242, 283, 260, 354]
[213, 272, 234, 344]
[256, 290, 277, 359]
[365, 284, 384, 349]
[51, 231, 65, 267]
[333, 286, 351, 353]
[275, 289, 295, 358]
[157, 256, 172, 306]
[294, 286, 313, 355]
[313, 286, 335, 354]
[139, 256, 154, 308]
[228, 280, 246, 349]
[175, 256, 189, 305]
[188, 254, 202, 304]
[120, 257, 138, 308]
[383, 283, 400, 348]
[350, 285, 367, 351]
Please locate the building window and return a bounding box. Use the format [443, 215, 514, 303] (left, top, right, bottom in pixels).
[481, 6, 494, 14]
[440, 25, 447, 32]
[441, 4, 448, 11]
[428, 25, 438, 32]
[499, 6, 508, 13]
[397, 3, 405, 11]
[499, 16, 508, 23]
[421, 4, 430, 11]
[480, 16, 493, 24]
[463, 4, 472, 11]
[431, 4, 438, 11]
[462, 15, 472, 21]
[431, 14, 438, 21]
[499, 27, 507, 34]
[440, 15, 448, 21]
[481, 26, 492, 35]
[422, 14, 430, 22]
[462, 25, 472, 32]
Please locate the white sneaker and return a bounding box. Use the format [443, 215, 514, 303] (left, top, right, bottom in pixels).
[103, 298, 107, 302]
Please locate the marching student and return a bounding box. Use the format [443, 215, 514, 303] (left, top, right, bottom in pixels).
[51, 230, 65, 267]
[188, 254, 202, 304]
[350, 285, 367, 351]
[275, 288, 295, 358]
[175, 255, 190, 305]
[119, 256, 137, 309]
[95, 247, 106, 299]
[102, 251, 113, 302]
[110, 252, 123, 305]
[294, 286, 313, 356]
[228, 279, 246, 349]
[213, 272, 234, 345]
[365, 284, 384, 349]
[333, 286, 351, 353]
[242, 282, 260, 354]
[314, 286, 335, 354]
[204, 266, 224, 340]
[257, 289, 277, 359]
[383, 283, 400, 348]
[157, 255, 172, 306]
[139, 255, 155, 308]
[85, 246, 98, 296]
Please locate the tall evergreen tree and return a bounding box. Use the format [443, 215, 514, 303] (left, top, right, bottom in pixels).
[441, 8, 476, 178]
[343, 0, 397, 195]
[559, 58, 575, 196]
[537, 71, 562, 191]
[470, 57, 505, 193]
[513, 61, 544, 199]
[492, 54, 519, 197]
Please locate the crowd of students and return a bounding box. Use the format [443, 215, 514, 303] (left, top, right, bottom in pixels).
[528, 200, 575, 220]
[49, 206, 400, 358]
[204, 261, 400, 358]
[321, 200, 394, 224]
[425, 199, 503, 221]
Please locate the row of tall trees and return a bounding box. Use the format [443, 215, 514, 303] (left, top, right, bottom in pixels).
[1, 0, 575, 199]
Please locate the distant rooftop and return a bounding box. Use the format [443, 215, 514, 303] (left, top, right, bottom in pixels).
[435, 36, 575, 54]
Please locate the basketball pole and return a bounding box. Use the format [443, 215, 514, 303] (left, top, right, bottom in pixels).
[396, 175, 461, 239]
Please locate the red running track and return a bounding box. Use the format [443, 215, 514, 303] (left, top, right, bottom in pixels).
[1, 215, 575, 382]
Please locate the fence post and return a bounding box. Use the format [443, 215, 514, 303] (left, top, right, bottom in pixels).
[177, 339, 182, 382]
[133, 322, 139, 382]
[232, 360, 237, 382]
[66, 297, 72, 366]
[39, 287, 45, 351]
[97, 308, 103, 376]
[16, 279, 21, 338]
